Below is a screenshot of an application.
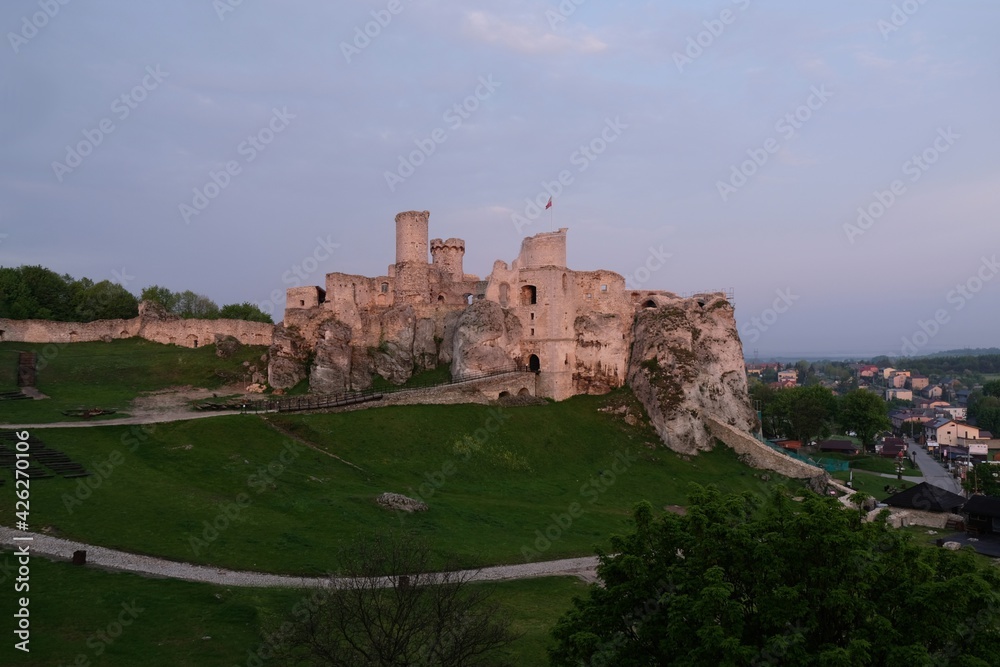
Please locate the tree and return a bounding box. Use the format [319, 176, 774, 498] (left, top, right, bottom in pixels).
[0, 265, 138, 322]
[74, 280, 139, 320]
[174, 290, 219, 319]
[762, 386, 836, 443]
[140, 285, 180, 312]
[966, 391, 1000, 434]
[964, 463, 1000, 496]
[219, 301, 273, 323]
[839, 389, 890, 451]
[550, 487, 1000, 666]
[140, 286, 219, 319]
[273, 532, 518, 666]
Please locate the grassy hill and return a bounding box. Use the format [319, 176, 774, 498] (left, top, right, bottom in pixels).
[1, 394, 800, 574]
[0, 338, 808, 665]
[0, 552, 583, 667]
[0, 339, 268, 423]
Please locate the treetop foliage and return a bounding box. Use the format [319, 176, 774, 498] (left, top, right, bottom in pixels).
[550, 486, 1000, 666]
[0, 265, 272, 324]
[0, 265, 138, 322]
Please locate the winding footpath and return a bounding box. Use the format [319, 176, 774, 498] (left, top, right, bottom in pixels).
[0, 526, 598, 587]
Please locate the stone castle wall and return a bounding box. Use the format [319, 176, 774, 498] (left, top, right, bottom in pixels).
[0, 306, 275, 349]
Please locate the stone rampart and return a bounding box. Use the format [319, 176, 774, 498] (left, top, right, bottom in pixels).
[0, 311, 274, 349]
[706, 416, 826, 481]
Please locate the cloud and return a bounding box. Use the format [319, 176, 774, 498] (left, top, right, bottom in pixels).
[461, 10, 607, 55]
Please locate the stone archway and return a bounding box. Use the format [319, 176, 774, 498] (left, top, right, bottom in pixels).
[521, 285, 537, 306]
[517, 387, 530, 396]
[643, 299, 657, 309]
[498, 391, 511, 398]
[528, 354, 540, 372]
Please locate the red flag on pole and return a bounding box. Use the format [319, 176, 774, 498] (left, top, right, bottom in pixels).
[545, 197, 553, 209]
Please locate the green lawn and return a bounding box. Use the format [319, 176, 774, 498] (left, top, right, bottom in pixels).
[0, 393, 801, 574]
[833, 470, 914, 501]
[0, 348, 18, 389]
[820, 451, 921, 476]
[0, 339, 268, 423]
[0, 553, 584, 666]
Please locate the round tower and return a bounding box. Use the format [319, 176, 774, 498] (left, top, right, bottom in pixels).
[430, 237, 465, 282]
[394, 210, 430, 305]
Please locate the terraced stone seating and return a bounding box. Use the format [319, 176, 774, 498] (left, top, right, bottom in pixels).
[0, 431, 90, 480]
[0, 390, 29, 401]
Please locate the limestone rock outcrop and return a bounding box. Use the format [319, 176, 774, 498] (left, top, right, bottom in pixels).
[627, 295, 756, 454]
[375, 492, 428, 513]
[371, 306, 416, 385]
[451, 300, 523, 376]
[573, 312, 629, 395]
[310, 319, 354, 394]
[268, 326, 310, 390]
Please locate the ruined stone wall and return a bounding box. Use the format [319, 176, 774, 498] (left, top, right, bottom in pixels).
[0, 318, 137, 344]
[706, 416, 826, 481]
[286, 286, 325, 310]
[0, 310, 274, 349]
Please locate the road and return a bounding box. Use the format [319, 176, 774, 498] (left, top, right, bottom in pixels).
[907, 439, 964, 495]
[0, 527, 598, 587]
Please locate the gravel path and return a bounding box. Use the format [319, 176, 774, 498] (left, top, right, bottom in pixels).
[2, 409, 242, 431]
[0, 526, 598, 587]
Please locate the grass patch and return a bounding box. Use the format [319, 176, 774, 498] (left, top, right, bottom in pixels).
[0, 349, 18, 390]
[849, 455, 921, 476]
[833, 470, 914, 500]
[0, 339, 268, 423]
[0, 553, 581, 666]
[820, 451, 921, 476]
[370, 363, 453, 392]
[1, 392, 802, 574]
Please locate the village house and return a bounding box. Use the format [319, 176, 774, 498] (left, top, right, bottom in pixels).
[925, 418, 982, 447]
[885, 388, 913, 401]
[857, 364, 878, 378]
[888, 371, 909, 389]
[777, 369, 798, 385]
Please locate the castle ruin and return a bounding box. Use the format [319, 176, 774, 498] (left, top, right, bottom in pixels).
[273, 210, 682, 401]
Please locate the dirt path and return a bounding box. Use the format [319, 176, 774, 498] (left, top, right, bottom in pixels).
[0, 526, 598, 587]
[1, 384, 251, 430]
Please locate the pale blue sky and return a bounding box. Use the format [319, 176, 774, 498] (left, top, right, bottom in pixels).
[1, 1, 998, 358]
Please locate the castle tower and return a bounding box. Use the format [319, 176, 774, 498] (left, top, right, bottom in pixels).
[430, 237, 465, 282]
[394, 210, 430, 305]
[517, 228, 568, 269]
